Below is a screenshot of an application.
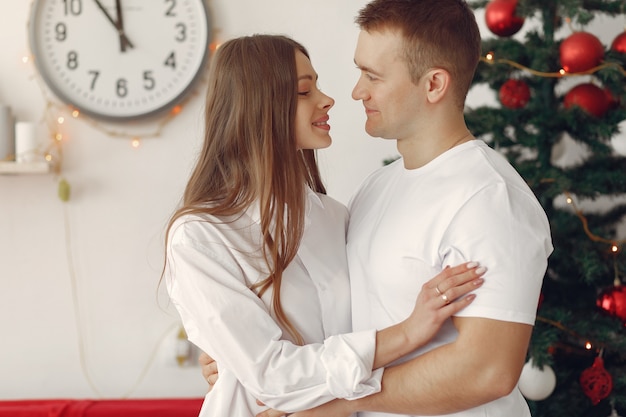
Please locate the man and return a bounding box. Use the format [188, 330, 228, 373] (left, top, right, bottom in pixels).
[321, 0, 552, 415]
[205, 1, 552, 416]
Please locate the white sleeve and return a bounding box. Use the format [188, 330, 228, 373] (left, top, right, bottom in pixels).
[166, 225, 381, 412]
[440, 183, 552, 324]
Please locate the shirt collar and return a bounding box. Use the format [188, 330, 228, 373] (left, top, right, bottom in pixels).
[245, 186, 323, 227]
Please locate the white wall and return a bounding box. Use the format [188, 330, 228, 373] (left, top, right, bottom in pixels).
[0, 0, 622, 400]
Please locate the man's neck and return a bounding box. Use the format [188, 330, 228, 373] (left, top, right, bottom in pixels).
[398, 129, 473, 170]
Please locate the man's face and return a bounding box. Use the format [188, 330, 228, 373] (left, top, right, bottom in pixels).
[351, 29, 423, 141]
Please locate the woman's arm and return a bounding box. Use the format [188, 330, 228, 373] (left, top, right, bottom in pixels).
[197, 263, 485, 389]
[168, 230, 379, 411]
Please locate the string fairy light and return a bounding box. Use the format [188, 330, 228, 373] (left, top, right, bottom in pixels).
[34, 76, 201, 174]
[535, 315, 603, 353]
[481, 53, 626, 78]
[563, 191, 625, 250]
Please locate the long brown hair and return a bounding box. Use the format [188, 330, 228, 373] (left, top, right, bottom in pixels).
[356, 0, 481, 109]
[163, 35, 326, 345]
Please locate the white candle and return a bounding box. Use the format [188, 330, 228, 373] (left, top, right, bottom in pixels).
[15, 122, 39, 163]
[0, 105, 14, 161]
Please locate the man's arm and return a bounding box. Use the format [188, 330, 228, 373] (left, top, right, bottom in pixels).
[349, 316, 532, 415]
[199, 263, 486, 393]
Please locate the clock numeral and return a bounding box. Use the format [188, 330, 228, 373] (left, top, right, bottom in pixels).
[88, 70, 100, 90]
[164, 52, 176, 70]
[62, 0, 83, 16]
[116, 79, 128, 98]
[175, 23, 186, 42]
[143, 71, 156, 90]
[66, 51, 79, 70]
[165, 0, 177, 17]
[55, 23, 68, 42]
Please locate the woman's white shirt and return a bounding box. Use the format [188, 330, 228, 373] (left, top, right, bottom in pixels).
[166, 188, 382, 416]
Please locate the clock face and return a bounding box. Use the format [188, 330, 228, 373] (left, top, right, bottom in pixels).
[29, 0, 211, 121]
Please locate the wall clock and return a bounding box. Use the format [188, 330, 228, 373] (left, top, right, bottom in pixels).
[29, 0, 211, 121]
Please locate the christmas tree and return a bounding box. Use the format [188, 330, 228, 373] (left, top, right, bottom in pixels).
[465, 0, 626, 415]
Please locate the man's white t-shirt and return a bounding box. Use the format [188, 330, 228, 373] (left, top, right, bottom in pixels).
[348, 140, 553, 417]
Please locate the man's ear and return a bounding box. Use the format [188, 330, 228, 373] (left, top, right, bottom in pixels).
[424, 68, 450, 104]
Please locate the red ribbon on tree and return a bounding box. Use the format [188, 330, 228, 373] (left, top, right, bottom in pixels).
[579, 356, 613, 405]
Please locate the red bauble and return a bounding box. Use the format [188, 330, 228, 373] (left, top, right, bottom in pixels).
[597, 284, 626, 323]
[499, 79, 531, 109]
[611, 31, 626, 54]
[485, 0, 525, 37]
[580, 357, 613, 405]
[560, 32, 605, 73]
[563, 83, 609, 118]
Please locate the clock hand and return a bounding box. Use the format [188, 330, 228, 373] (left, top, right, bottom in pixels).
[93, 0, 134, 52]
[114, 0, 133, 52]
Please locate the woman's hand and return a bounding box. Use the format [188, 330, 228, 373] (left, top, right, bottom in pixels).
[403, 262, 486, 348]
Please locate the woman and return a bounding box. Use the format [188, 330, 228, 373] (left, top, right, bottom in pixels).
[163, 34, 485, 417]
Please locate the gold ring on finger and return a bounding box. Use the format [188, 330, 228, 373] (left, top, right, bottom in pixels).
[441, 293, 450, 304]
[435, 285, 443, 295]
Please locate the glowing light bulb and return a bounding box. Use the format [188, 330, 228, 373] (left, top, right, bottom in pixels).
[131, 137, 141, 148]
[171, 105, 182, 115]
[71, 110, 80, 118]
[210, 41, 221, 52]
[585, 342, 592, 350]
[55, 133, 63, 141]
[57, 116, 65, 124]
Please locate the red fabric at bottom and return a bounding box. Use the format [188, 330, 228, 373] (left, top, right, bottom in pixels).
[0, 398, 203, 417]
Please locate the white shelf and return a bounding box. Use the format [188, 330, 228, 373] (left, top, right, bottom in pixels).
[0, 161, 51, 175]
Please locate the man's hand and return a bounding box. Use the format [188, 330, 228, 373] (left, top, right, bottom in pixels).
[254, 399, 352, 417]
[290, 399, 352, 417]
[254, 400, 288, 417]
[199, 351, 219, 390]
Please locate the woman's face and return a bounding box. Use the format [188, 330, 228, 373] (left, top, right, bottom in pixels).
[294, 50, 335, 150]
